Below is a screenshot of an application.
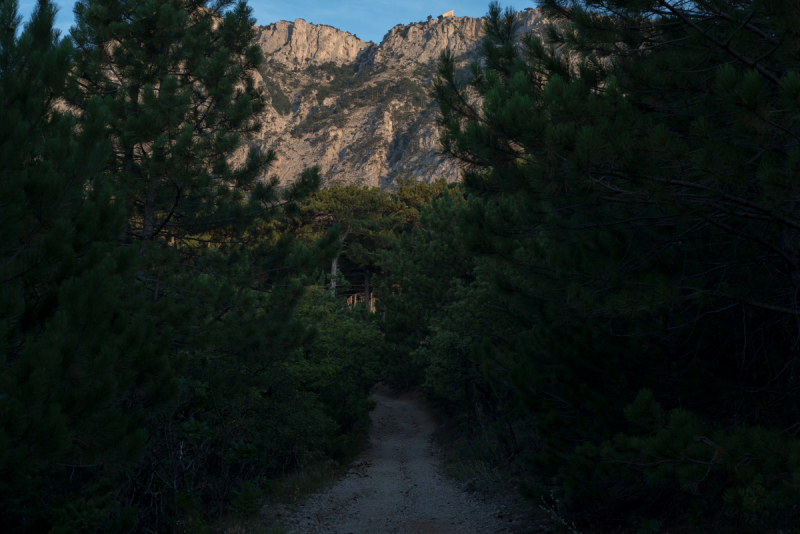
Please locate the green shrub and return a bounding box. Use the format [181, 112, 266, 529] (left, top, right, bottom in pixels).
[311, 61, 359, 105]
[264, 79, 291, 115]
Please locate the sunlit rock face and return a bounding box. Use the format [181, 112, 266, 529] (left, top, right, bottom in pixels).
[255, 19, 371, 66]
[232, 10, 548, 190]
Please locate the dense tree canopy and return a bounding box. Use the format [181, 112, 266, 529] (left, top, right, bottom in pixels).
[0, 0, 177, 530]
[4, 0, 799, 532]
[394, 0, 800, 530]
[0, 0, 376, 531]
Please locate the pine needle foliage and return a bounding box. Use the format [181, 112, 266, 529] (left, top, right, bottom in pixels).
[68, 0, 276, 248]
[426, 0, 800, 529]
[0, 1, 177, 531]
[63, 1, 340, 529]
[374, 181, 474, 387]
[2, 0, 385, 532]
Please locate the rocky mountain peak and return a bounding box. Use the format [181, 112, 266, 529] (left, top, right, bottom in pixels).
[235, 10, 549, 190]
[255, 18, 371, 67]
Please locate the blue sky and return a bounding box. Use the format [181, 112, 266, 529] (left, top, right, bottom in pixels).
[21, 0, 530, 44]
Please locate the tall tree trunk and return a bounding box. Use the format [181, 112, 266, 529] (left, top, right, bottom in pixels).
[330, 225, 351, 299]
[330, 256, 338, 298]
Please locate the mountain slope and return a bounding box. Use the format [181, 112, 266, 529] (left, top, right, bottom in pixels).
[238, 10, 548, 189]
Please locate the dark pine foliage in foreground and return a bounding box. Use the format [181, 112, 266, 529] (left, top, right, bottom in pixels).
[1, 0, 380, 531]
[3, 0, 800, 533]
[377, 0, 799, 531]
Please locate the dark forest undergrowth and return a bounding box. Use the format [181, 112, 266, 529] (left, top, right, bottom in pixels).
[3, 0, 800, 533]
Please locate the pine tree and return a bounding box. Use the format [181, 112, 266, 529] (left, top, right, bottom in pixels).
[69, 0, 276, 248]
[374, 181, 474, 386]
[430, 0, 800, 528]
[0, 1, 177, 531]
[65, 1, 325, 528]
[293, 185, 403, 301]
[66, 0, 321, 352]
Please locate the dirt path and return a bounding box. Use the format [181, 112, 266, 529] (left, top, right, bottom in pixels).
[283, 388, 532, 534]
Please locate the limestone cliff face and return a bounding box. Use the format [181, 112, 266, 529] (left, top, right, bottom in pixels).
[237, 10, 548, 190]
[255, 19, 371, 66]
[374, 17, 484, 66]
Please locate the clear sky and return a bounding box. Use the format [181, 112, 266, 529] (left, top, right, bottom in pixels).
[22, 0, 530, 44]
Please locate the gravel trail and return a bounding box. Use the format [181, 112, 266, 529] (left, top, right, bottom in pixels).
[284, 387, 531, 534]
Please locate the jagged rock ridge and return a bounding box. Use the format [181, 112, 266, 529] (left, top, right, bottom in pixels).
[237, 9, 548, 189]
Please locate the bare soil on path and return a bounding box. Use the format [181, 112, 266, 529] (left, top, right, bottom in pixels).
[282, 387, 538, 534]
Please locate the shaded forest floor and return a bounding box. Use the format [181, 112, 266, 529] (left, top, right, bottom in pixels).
[269, 385, 544, 534]
[217, 386, 700, 534]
